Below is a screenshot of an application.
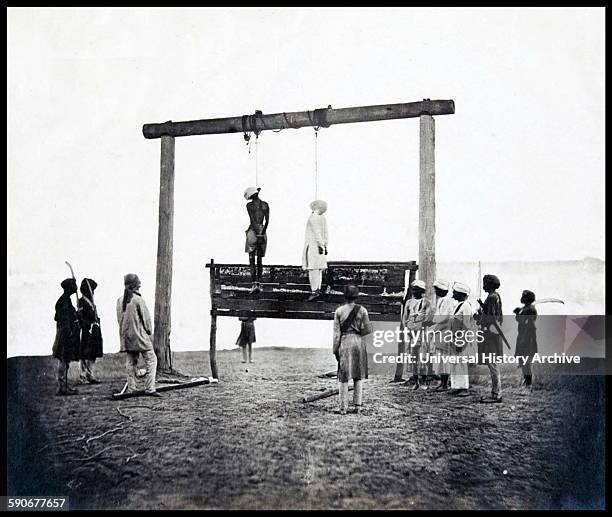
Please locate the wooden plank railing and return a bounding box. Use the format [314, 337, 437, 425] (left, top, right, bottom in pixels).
[205, 260, 418, 322]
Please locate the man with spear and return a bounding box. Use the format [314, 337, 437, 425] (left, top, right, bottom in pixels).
[475, 274, 506, 403]
[52, 277, 81, 395]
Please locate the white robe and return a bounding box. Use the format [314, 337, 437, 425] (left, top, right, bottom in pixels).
[429, 296, 456, 374]
[301, 212, 329, 270]
[449, 299, 477, 389]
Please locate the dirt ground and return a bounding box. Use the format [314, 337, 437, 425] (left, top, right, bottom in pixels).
[7, 348, 605, 510]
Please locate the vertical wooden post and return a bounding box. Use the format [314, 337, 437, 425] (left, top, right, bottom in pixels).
[419, 115, 436, 301]
[393, 268, 417, 381]
[210, 315, 218, 379]
[209, 259, 219, 379]
[153, 135, 175, 372]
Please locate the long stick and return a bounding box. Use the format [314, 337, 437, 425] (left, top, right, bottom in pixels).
[476, 298, 512, 350]
[112, 378, 217, 400]
[302, 386, 353, 403]
[64, 260, 79, 389]
[477, 261, 482, 299]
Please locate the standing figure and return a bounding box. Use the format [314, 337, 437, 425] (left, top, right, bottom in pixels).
[302, 199, 329, 302]
[78, 278, 103, 384]
[402, 279, 432, 390]
[429, 279, 456, 391]
[52, 278, 81, 395]
[475, 274, 504, 403]
[244, 187, 269, 293]
[116, 274, 160, 397]
[514, 290, 538, 389]
[333, 284, 373, 415]
[448, 282, 477, 396]
[236, 316, 256, 364]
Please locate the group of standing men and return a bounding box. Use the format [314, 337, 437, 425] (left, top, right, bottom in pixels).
[52, 273, 161, 397]
[401, 274, 536, 404]
[52, 278, 103, 395]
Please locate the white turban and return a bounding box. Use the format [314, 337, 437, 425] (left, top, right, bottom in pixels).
[452, 282, 471, 295]
[411, 279, 426, 290]
[244, 187, 260, 200]
[310, 199, 328, 214]
[433, 279, 450, 291]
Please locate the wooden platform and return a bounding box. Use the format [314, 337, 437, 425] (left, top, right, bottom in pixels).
[206, 261, 418, 322]
[205, 260, 418, 379]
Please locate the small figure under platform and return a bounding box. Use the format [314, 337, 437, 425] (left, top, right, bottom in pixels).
[236, 316, 256, 364]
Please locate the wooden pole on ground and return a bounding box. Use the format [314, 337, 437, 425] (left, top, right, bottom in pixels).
[153, 135, 175, 372]
[302, 385, 353, 403]
[419, 114, 436, 302]
[112, 378, 217, 400]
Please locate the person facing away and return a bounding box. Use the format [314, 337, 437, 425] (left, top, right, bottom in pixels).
[514, 290, 538, 389]
[475, 274, 503, 403]
[52, 278, 81, 396]
[244, 187, 269, 293]
[78, 278, 103, 384]
[333, 284, 373, 415]
[302, 199, 329, 302]
[236, 316, 256, 364]
[401, 279, 432, 390]
[448, 282, 477, 397]
[428, 279, 456, 391]
[116, 274, 160, 397]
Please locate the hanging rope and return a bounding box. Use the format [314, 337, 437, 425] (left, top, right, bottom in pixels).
[255, 134, 259, 187]
[314, 128, 319, 199]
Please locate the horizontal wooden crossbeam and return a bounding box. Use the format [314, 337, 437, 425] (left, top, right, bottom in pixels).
[143, 100, 455, 139]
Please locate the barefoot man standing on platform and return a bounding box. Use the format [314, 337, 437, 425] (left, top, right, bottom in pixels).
[244, 187, 269, 294]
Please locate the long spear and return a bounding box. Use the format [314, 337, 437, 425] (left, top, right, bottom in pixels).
[64, 261, 79, 390]
[64, 261, 79, 309]
[476, 298, 512, 351]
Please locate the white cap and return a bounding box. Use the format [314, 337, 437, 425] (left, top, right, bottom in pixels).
[310, 199, 328, 214]
[433, 279, 450, 290]
[244, 187, 260, 200]
[452, 282, 471, 295]
[411, 279, 426, 290]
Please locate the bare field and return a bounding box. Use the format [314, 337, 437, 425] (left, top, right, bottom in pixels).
[7, 348, 605, 510]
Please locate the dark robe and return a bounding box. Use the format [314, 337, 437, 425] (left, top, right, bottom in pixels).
[78, 296, 103, 360]
[52, 293, 80, 362]
[515, 304, 537, 358]
[236, 318, 256, 348]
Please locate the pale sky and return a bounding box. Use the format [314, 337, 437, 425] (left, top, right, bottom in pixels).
[7, 7, 605, 356]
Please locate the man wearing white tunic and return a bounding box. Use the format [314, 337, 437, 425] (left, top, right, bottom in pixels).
[302, 199, 329, 302]
[448, 282, 477, 397]
[428, 279, 456, 391]
[116, 274, 160, 397]
[401, 279, 431, 390]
